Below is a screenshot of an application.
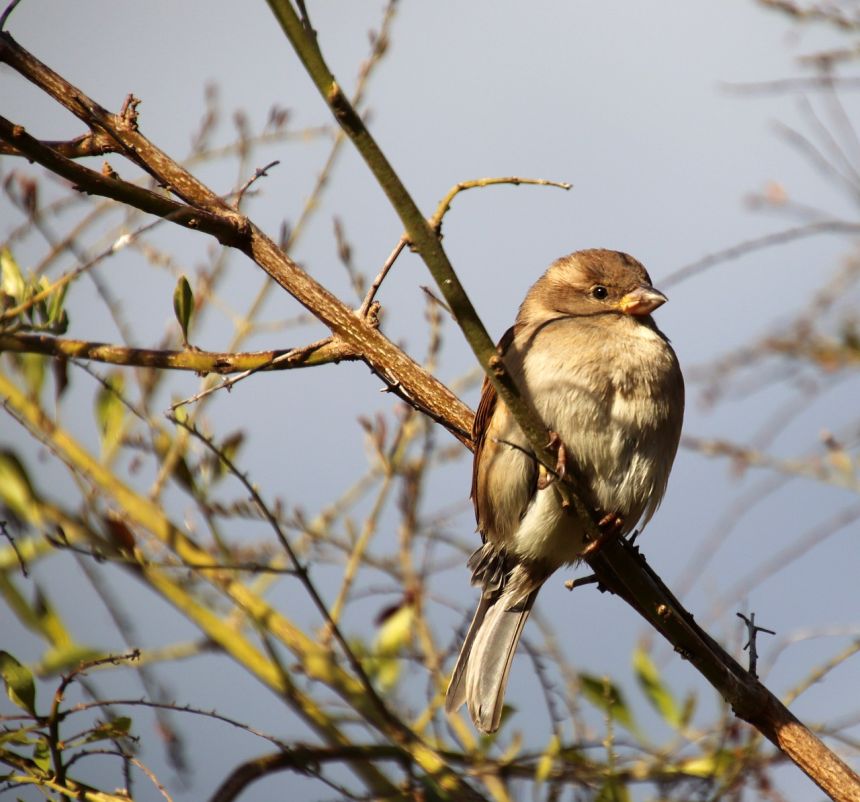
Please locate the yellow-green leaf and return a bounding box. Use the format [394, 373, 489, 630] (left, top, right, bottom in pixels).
[0, 247, 25, 304]
[95, 373, 126, 455]
[633, 645, 682, 728]
[173, 274, 194, 345]
[375, 603, 414, 656]
[595, 776, 631, 802]
[579, 673, 637, 734]
[19, 353, 46, 399]
[0, 450, 37, 522]
[81, 716, 132, 744]
[46, 280, 69, 332]
[0, 651, 37, 715]
[674, 749, 734, 778]
[32, 739, 51, 773]
[534, 733, 561, 784]
[40, 644, 101, 676]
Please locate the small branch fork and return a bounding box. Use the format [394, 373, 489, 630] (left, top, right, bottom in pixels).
[737, 611, 777, 679]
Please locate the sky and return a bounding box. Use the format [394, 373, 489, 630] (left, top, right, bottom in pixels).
[2, 2, 860, 801]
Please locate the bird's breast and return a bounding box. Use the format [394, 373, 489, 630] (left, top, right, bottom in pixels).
[517, 318, 680, 526]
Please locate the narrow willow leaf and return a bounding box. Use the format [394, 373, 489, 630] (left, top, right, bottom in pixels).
[578, 673, 637, 733]
[81, 716, 132, 744]
[371, 604, 414, 691]
[0, 247, 25, 305]
[595, 776, 631, 802]
[534, 733, 561, 784]
[0, 651, 37, 715]
[633, 645, 682, 728]
[46, 280, 69, 331]
[94, 373, 126, 454]
[674, 749, 734, 778]
[31, 739, 50, 773]
[173, 274, 194, 345]
[0, 450, 37, 521]
[375, 603, 414, 656]
[40, 645, 101, 676]
[20, 353, 46, 399]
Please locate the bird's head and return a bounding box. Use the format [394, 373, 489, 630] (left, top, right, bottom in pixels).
[519, 249, 668, 325]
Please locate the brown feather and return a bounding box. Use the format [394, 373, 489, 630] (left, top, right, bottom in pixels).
[470, 325, 516, 531]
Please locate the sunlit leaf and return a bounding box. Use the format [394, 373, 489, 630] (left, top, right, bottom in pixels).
[40, 644, 101, 676]
[0, 450, 37, 522]
[31, 739, 50, 773]
[534, 733, 561, 784]
[633, 645, 682, 728]
[578, 673, 637, 734]
[375, 603, 413, 656]
[369, 603, 414, 691]
[45, 280, 68, 329]
[595, 776, 631, 802]
[33, 586, 74, 650]
[674, 749, 735, 778]
[0, 651, 36, 715]
[0, 728, 36, 745]
[94, 373, 126, 455]
[81, 716, 132, 744]
[373, 653, 401, 690]
[19, 353, 46, 399]
[214, 431, 245, 481]
[0, 247, 25, 305]
[173, 274, 194, 345]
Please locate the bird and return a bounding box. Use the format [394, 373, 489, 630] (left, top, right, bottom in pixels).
[445, 248, 685, 733]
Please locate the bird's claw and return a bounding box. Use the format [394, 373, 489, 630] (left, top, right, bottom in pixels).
[545, 430, 568, 481]
[582, 513, 625, 557]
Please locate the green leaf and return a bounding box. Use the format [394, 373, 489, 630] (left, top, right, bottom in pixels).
[367, 604, 415, 691]
[673, 749, 734, 778]
[372, 653, 401, 691]
[81, 716, 132, 744]
[534, 733, 561, 784]
[172, 275, 194, 345]
[94, 373, 126, 455]
[45, 279, 69, 333]
[40, 645, 101, 676]
[633, 645, 682, 728]
[19, 353, 46, 399]
[31, 739, 51, 773]
[0, 247, 25, 305]
[579, 673, 637, 733]
[375, 603, 414, 656]
[0, 651, 37, 715]
[0, 450, 37, 521]
[595, 776, 631, 802]
[213, 431, 245, 481]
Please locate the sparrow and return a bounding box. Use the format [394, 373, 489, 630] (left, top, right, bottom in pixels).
[445, 249, 684, 733]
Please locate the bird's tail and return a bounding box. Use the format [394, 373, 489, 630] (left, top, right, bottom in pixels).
[445, 588, 539, 733]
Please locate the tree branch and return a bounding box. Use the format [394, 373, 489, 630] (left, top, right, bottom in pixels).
[0, 333, 357, 373]
[3, 17, 858, 802]
[262, 3, 860, 799]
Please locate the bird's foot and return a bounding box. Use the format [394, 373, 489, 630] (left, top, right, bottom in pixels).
[537, 431, 568, 490]
[582, 513, 625, 557]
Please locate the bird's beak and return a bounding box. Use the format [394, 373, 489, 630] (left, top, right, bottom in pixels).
[617, 286, 668, 316]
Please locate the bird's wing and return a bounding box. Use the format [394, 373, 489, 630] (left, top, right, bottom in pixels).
[471, 326, 539, 540]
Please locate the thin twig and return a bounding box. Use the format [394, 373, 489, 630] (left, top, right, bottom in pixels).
[233, 159, 280, 209]
[737, 612, 776, 678]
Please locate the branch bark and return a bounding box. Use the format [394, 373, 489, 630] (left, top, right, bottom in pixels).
[0, 333, 357, 373]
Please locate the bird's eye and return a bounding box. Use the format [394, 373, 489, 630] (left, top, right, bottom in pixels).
[591, 285, 608, 300]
